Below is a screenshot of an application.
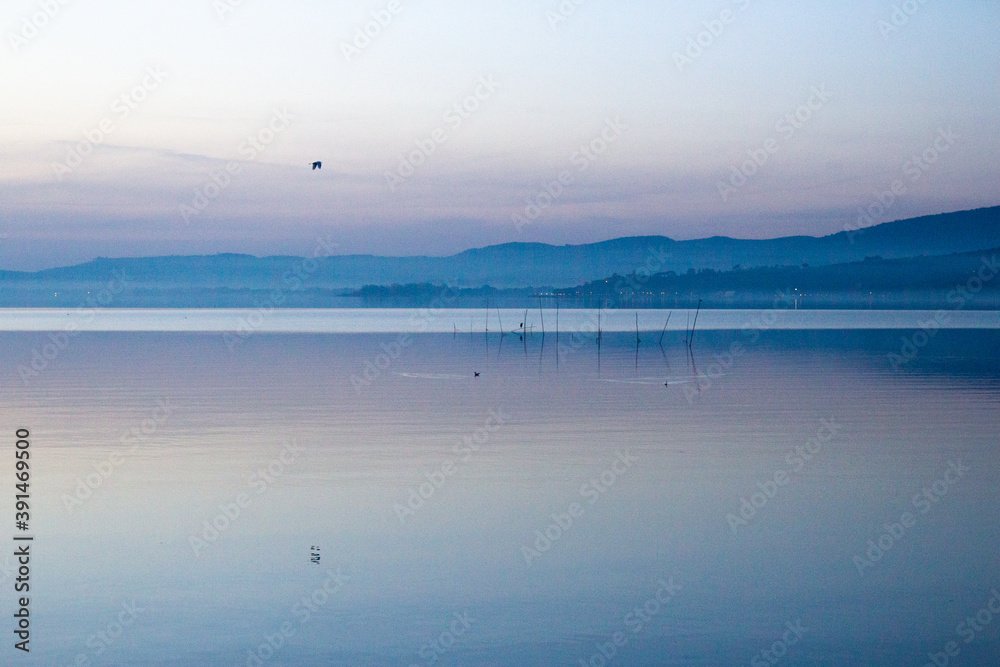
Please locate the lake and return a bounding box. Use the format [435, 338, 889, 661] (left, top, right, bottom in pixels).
[0, 309, 998, 665]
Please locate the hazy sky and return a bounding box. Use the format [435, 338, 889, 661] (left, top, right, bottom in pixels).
[1, 0, 998, 269]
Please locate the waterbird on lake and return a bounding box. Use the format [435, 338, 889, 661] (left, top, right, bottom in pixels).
[311, 161, 322, 170]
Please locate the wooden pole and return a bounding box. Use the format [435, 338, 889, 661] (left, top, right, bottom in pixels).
[659, 311, 671, 346]
[689, 299, 702, 348]
[598, 305, 602, 344]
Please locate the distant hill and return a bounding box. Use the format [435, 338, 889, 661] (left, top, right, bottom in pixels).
[346, 247, 1000, 310]
[558, 246, 1000, 308]
[1, 207, 998, 307]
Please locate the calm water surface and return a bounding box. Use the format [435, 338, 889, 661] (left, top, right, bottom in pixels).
[0, 316, 998, 665]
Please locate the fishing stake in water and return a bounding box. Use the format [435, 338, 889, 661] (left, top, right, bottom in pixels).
[689, 299, 702, 348]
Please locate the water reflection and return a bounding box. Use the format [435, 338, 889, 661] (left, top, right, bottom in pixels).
[0, 328, 997, 664]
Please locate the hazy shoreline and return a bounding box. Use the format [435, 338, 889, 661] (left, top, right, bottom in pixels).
[0, 308, 997, 333]
[1, 291, 998, 311]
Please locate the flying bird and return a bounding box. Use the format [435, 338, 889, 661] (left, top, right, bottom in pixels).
[474, 372, 480, 377]
[311, 161, 322, 170]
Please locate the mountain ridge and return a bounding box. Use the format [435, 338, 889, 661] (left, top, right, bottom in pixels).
[1, 206, 998, 290]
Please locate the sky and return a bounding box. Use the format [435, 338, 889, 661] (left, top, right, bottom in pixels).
[1, 0, 998, 270]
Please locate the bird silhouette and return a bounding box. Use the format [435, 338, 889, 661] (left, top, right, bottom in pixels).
[311, 161, 322, 170]
[474, 372, 480, 377]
